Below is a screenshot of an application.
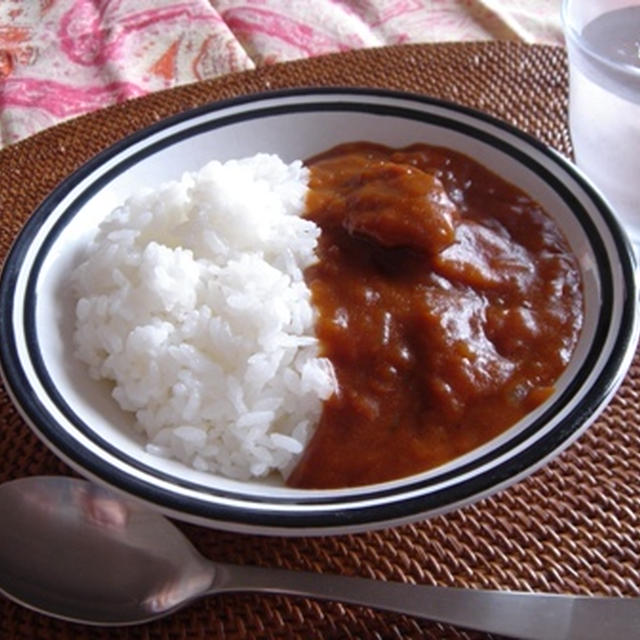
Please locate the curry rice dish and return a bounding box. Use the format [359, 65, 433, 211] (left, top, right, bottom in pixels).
[72, 143, 584, 489]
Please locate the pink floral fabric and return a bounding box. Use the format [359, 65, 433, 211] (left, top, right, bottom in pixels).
[0, 0, 563, 148]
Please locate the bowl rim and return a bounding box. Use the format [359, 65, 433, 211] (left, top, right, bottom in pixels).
[1, 87, 638, 534]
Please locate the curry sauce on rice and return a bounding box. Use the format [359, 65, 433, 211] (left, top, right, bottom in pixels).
[72, 143, 584, 489]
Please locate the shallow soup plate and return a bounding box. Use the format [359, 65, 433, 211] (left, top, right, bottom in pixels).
[0, 89, 637, 536]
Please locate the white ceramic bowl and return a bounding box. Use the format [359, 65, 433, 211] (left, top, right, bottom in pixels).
[1, 89, 638, 535]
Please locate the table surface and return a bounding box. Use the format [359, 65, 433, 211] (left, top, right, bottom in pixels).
[2, 39, 640, 640]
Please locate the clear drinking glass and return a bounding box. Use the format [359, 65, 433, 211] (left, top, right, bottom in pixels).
[562, 0, 640, 248]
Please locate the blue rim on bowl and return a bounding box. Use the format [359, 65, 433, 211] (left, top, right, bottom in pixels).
[1, 88, 638, 535]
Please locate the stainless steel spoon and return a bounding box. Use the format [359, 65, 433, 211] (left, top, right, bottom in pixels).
[0, 476, 638, 638]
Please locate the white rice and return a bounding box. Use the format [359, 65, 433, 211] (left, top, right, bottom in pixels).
[72, 154, 336, 481]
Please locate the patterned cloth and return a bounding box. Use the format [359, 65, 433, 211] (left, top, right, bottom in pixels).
[0, 0, 563, 148]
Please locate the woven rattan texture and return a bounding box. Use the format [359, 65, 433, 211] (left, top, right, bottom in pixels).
[1, 42, 639, 640]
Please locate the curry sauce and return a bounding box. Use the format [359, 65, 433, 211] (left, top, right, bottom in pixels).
[287, 143, 583, 489]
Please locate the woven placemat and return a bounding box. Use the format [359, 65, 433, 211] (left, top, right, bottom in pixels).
[1, 41, 639, 640]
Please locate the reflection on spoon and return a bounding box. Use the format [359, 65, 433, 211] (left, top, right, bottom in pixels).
[0, 476, 637, 639]
[1, 476, 211, 623]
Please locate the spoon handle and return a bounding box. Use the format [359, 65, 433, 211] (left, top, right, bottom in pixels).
[210, 563, 638, 640]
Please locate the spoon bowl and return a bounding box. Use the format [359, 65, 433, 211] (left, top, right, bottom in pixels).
[0, 476, 214, 624]
[1, 475, 639, 639]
